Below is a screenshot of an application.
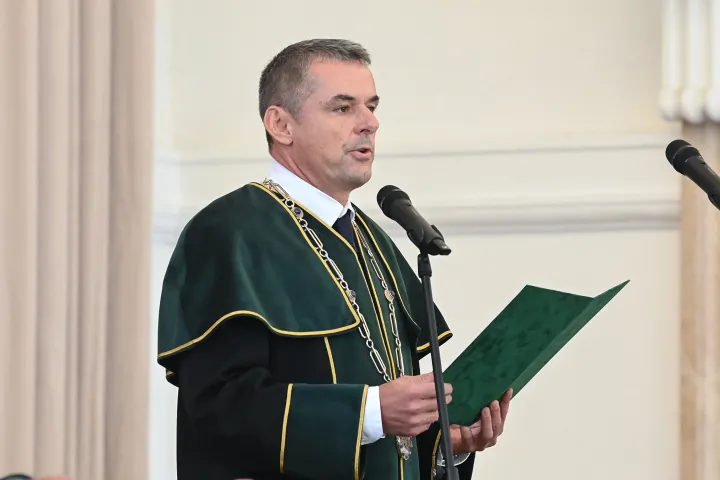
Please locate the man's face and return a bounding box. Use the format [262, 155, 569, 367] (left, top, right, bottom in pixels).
[291, 60, 380, 198]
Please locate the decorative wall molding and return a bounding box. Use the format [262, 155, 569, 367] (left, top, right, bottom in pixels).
[152, 132, 682, 246]
[153, 132, 681, 166]
[153, 192, 679, 247]
[660, 0, 720, 123]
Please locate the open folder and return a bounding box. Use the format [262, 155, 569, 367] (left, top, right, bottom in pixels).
[443, 280, 630, 426]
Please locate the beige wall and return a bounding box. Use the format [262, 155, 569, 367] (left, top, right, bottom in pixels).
[150, 1, 682, 479]
[154, 0, 671, 162]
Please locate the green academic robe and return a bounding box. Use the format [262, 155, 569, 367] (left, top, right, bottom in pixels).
[157, 181, 476, 480]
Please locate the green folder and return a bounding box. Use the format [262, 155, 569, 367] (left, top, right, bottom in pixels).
[443, 280, 629, 426]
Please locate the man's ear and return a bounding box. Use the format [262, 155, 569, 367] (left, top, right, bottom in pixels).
[263, 106, 294, 146]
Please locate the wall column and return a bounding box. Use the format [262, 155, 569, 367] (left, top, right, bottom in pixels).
[661, 2, 720, 479]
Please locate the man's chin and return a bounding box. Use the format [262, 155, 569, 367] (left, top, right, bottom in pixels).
[338, 157, 373, 190]
[345, 170, 372, 190]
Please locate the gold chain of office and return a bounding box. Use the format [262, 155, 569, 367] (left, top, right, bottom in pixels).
[262, 178, 414, 460]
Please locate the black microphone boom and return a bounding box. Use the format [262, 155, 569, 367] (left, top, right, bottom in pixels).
[376, 185, 451, 256]
[665, 139, 720, 211]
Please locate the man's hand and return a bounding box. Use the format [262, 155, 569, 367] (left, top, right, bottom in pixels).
[451, 388, 512, 455]
[379, 372, 453, 437]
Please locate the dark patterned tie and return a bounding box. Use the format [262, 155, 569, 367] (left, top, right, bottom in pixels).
[332, 210, 356, 250]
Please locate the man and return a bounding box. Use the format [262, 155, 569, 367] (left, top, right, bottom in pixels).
[157, 39, 512, 480]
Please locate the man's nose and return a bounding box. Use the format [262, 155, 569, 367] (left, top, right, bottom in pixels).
[356, 108, 379, 134]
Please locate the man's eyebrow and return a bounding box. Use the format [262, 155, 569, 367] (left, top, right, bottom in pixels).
[326, 94, 380, 104]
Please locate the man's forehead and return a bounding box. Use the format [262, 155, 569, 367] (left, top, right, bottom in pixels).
[307, 60, 377, 97]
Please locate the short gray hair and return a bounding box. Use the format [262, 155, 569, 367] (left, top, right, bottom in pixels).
[258, 39, 372, 146]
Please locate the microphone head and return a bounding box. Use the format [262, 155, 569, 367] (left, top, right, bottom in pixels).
[377, 185, 410, 217]
[666, 139, 700, 174]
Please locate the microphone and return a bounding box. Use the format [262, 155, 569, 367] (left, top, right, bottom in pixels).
[378, 184, 458, 480]
[666, 139, 720, 211]
[376, 185, 451, 256]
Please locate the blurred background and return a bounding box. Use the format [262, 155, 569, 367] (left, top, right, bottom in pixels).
[2, 0, 719, 479]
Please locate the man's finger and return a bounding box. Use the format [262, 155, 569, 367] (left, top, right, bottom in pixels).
[500, 389, 512, 421]
[460, 425, 473, 453]
[416, 382, 452, 399]
[416, 410, 440, 427]
[416, 373, 453, 393]
[412, 397, 441, 413]
[419, 372, 435, 382]
[481, 407, 494, 440]
[490, 400, 502, 434]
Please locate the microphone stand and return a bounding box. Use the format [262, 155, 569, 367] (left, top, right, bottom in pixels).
[417, 249, 458, 480]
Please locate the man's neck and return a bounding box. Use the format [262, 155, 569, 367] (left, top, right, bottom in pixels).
[271, 156, 350, 205]
[266, 160, 355, 226]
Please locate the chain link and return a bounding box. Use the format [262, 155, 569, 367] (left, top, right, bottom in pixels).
[354, 224, 406, 377]
[262, 179, 404, 382]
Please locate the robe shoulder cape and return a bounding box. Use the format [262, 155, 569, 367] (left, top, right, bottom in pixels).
[157, 181, 452, 380]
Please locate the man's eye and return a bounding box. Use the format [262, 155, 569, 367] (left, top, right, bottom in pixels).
[335, 106, 350, 113]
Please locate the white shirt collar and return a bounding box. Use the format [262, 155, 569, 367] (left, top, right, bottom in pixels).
[266, 160, 355, 226]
